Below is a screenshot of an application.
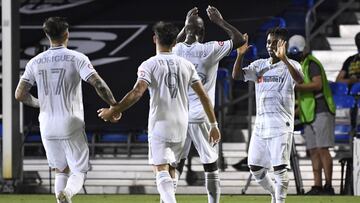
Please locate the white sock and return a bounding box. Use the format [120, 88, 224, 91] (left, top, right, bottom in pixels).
[55, 173, 69, 202]
[251, 168, 276, 196]
[156, 171, 176, 203]
[274, 169, 289, 203]
[205, 170, 220, 203]
[64, 172, 85, 199]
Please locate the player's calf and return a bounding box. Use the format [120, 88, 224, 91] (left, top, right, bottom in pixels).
[204, 161, 220, 203]
[250, 166, 276, 198]
[273, 165, 289, 203]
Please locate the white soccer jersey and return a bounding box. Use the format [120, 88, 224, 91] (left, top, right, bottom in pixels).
[137, 52, 200, 142]
[243, 58, 303, 138]
[21, 46, 96, 139]
[173, 40, 233, 122]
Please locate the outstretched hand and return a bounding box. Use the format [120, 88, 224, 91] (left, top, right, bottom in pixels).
[274, 39, 288, 61]
[209, 126, 221, 147]
[206, 5, 223, 25]
[97, 107, 122, 123]
[186, 7, 198, 21]
[237, 34, 252, 55]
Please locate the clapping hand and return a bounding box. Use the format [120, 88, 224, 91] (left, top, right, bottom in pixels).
[237, 34, 252, 55]
[274, 39, 288, 61]
[206, 5, 223, 25]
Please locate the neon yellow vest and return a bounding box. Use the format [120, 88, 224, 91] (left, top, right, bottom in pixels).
[298, 55, 336, 124]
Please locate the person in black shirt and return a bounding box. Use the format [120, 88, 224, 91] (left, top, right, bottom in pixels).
[336, 32, 360, 84]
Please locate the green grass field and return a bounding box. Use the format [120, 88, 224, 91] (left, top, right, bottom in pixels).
[1, 195, 360, 203]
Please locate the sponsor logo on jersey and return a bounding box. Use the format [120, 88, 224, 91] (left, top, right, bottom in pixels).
[217, 41, 224, 46]
[257, 76, 284, 83]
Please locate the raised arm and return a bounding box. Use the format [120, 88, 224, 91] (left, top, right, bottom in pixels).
[98, 80, 148, 122]
[86, 73, 117, 106]
[191, 81, 221, 145]
[232, 34, 250, 80]
[275, 40, 304, 84]
[15, 80, 39, 108]
[206, 5, 245, 49]
[176, 7, 199, 43]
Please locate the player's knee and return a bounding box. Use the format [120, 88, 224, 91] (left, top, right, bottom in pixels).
[250, 166, 266, 180]
[273, 164, 287, 172]
[55, 166, 70, 174]
[176, 158, 186, 175]
[156, 171, 172, 185]
[203, 161, 218, 172]
[249, 165, 263, 172]
[274, 168, 289, 186]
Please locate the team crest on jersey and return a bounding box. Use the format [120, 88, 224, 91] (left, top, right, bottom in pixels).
[138, 70, 145, 77]
[87, 64, 94, 69]
[217, 41, 224, 46]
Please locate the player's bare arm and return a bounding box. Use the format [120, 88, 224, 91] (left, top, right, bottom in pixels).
[191, 81, 221, 145]
[176, 7, 199, 43]
[15, 80, 40, 108]
[275, 39, 304, 84]
[232, 34, 251, 81]
[295, 75, 322, 92]
[206, 5, 245, 49]
[336, 70, 358, 84]
[98, 79, 148, 122]
[87, 73, 117, 106]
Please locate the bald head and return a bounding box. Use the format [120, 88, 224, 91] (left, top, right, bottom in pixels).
[185, 15, 205, 39]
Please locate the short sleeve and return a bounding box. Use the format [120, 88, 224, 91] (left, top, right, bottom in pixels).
[211, 40, 233, 62]
[242, 60, 259, 82]
[341, 56, 352, 76]
[308, 61, 321, 78]
[77, 55, 97, 81]
[21, 60, 36, 85]
[137, 61, 152, 84]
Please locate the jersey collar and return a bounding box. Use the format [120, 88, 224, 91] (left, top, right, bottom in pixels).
[49, 45, 65, 50]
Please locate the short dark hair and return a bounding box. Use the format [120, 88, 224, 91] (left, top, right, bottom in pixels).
[266, 27, 289, 41]
[43, 17, 69, 41]
[355, 32, 360, 50]
[152, 21, 179, 47]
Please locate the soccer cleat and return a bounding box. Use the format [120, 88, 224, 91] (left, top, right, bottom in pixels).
[322, 184, 335, 195]
[58, 190, 72, 203]
[305, 186, 323, 195]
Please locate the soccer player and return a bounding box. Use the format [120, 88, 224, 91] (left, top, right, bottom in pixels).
[172, 6, 245, 203]
[15, 17, 118, 203]
[232, 28, 304, 203]
[97, 21, 221, 203]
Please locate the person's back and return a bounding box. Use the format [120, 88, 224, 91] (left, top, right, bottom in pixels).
[26, 47, 95, 139]
[16, 17, 117, 203]
[173, 40, 232, 121]
[138, 52, 197, 142]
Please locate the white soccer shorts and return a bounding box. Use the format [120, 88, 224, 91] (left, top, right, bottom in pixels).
[41, 130, 90, 173]
[148, 136, 185, 167]
[180, 122, 218, 164]
[248, 132, 293, 169]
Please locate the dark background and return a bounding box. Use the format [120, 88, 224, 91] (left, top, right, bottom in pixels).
[12, 0, 290, 132]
